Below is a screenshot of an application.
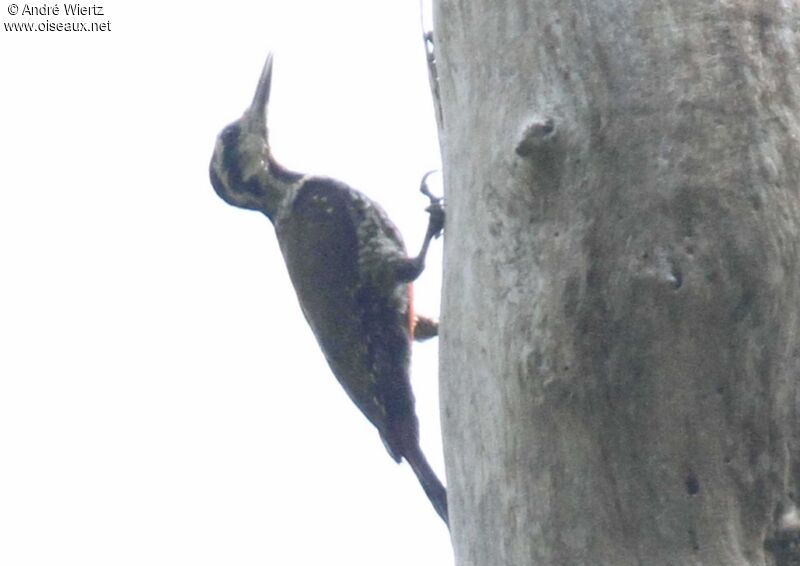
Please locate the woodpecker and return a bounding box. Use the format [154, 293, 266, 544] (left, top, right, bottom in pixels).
[209, 54, 448, 525]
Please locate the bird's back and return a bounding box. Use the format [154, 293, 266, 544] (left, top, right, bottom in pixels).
[275, 177, 416, 460]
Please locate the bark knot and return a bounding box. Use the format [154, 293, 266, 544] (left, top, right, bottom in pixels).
[515, 116, 557, 157]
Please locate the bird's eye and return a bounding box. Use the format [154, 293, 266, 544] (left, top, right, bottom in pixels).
[220, 124, 242, 146]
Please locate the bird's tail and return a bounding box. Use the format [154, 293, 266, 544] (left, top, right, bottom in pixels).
[403, 434, 449, 526]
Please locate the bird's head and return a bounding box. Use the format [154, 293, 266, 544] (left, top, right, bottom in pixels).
[209, 53, 274, 212]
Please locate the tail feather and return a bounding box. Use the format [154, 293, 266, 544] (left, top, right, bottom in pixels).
[404, 441, 449, 526]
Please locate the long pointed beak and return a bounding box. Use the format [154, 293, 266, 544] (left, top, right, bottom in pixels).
[245, 52, 273, 137]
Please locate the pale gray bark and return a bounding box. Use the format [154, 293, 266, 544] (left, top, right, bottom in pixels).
[434, 1, 800, 564]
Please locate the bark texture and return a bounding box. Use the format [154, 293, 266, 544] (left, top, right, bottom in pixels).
[434, 1, 800, 564]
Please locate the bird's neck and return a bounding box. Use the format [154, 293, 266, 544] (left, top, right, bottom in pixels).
[251, 154, 305, 222]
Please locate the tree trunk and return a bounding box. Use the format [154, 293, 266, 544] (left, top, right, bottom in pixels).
[434, 1, 800, 564]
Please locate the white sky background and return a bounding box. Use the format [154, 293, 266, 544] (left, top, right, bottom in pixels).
[0, 1, 451, 564]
